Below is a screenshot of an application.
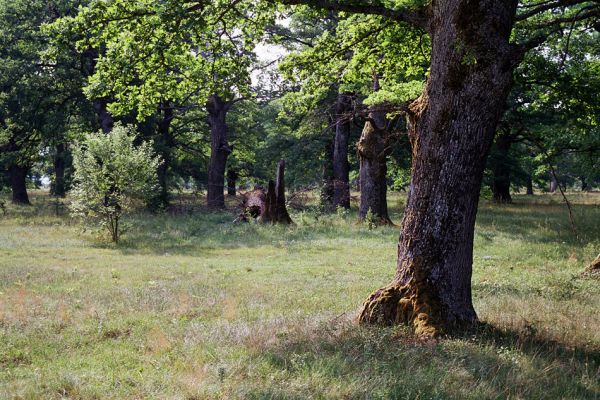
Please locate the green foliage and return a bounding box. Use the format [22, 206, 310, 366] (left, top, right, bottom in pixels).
[0, 0, 95, 196]
[364, 207, 378, 230]
[49, 0, 276, 118]
[278, 12, 429, 107]
[70, 124, 161, 242]
[491, 20, 600, 192]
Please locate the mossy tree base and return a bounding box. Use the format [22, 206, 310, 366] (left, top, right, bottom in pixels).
[357, 283, 445, 337]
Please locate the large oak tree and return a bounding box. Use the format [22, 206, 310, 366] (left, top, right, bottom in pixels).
[55, 0, 599, 334]
[280, 0, 599, 335]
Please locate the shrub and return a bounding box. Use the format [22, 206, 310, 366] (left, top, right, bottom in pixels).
[70, 124, 161, 243]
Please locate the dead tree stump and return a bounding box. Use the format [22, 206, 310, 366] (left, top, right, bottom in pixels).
[584, 253, 600, 277]
[235, 160, 293, 224]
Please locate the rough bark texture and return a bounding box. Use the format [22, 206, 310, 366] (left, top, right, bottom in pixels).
[52, 143, 67, 198]
[236, 160, 293, 224]
[227, 169, 238, 196]
[492, 133, 513, 203]
[236, 187, 266, 222]
[207, 95, 232, 209]
[357, 101, 392, 224]
[333, 92, 353, 209]
[9, 164, 30, 205]
[262, 160, 293, 224]
[359, 0, 519, 335]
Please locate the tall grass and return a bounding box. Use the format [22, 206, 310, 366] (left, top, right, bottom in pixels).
[0, 191, 599, 399]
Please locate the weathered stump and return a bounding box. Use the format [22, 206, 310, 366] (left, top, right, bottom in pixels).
[235, 160, 293, 224]
[584, 253, 600, 277]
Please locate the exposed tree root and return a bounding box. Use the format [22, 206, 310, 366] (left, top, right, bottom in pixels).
[357, 283, 442, 337]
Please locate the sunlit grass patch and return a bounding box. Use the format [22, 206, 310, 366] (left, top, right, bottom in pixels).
[0, 191, 599, 399]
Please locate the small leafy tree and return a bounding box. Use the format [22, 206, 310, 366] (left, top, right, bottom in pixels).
[70, 124, 161, 243]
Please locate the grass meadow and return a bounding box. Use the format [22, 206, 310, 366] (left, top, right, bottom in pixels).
[0, 191, 599, 399]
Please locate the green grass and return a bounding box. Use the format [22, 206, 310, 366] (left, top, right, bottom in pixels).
[1, 191, 599, 399]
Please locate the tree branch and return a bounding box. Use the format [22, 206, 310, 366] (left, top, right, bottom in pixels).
[515, 0, 598, 21]
[273, 0, 429, 30]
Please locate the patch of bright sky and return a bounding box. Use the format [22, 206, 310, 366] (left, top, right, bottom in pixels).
[251, 16, 290, 87]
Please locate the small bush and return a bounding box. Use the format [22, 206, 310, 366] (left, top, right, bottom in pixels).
[69, 124, 161, 243]
[364, 208, 378, 230]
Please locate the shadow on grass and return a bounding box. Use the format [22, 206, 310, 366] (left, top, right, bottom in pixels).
[476, 200, 600, 246]
[111, 199, 599, 257]
[5, 191, 598, 257]
[101, 209, 400, 256]
[241, 319, 600, 399]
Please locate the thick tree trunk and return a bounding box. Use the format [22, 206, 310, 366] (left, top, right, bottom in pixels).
[359, 0, 519, 335]
[492, 133, 513, 203]
[52, 143, 67, 198]
[9, 165, 30, 205]
[92, 98, 114, 134]
[206, 95, 232, 209]
[333, 92, 353, 209]
[227, 169, 238, 196]
[526, 175, 534, 195]
[357, 101, 392, 224]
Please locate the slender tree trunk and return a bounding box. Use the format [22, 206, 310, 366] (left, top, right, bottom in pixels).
[206, 95, 232, 209]
[580, 176, 590, 192]
[227, 169, 238, 196]
[492, 133, 513, 203]
[155, 104, 174, 209]
[52, 143, 67, 198]
[359, 0, 519, 335]
[526, 175, 534, 195]
[333, 92, 353, 209]
[321, 137, 334, 210]
[550, 173, 559, 193]
[9, 165, 30, 205]
[358, 88, 392, 224]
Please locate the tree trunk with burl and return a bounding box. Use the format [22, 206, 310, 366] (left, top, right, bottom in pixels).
[280, 0, 596, 335]
[358, 1, 520, 335]
[357, 99, 392, 224]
